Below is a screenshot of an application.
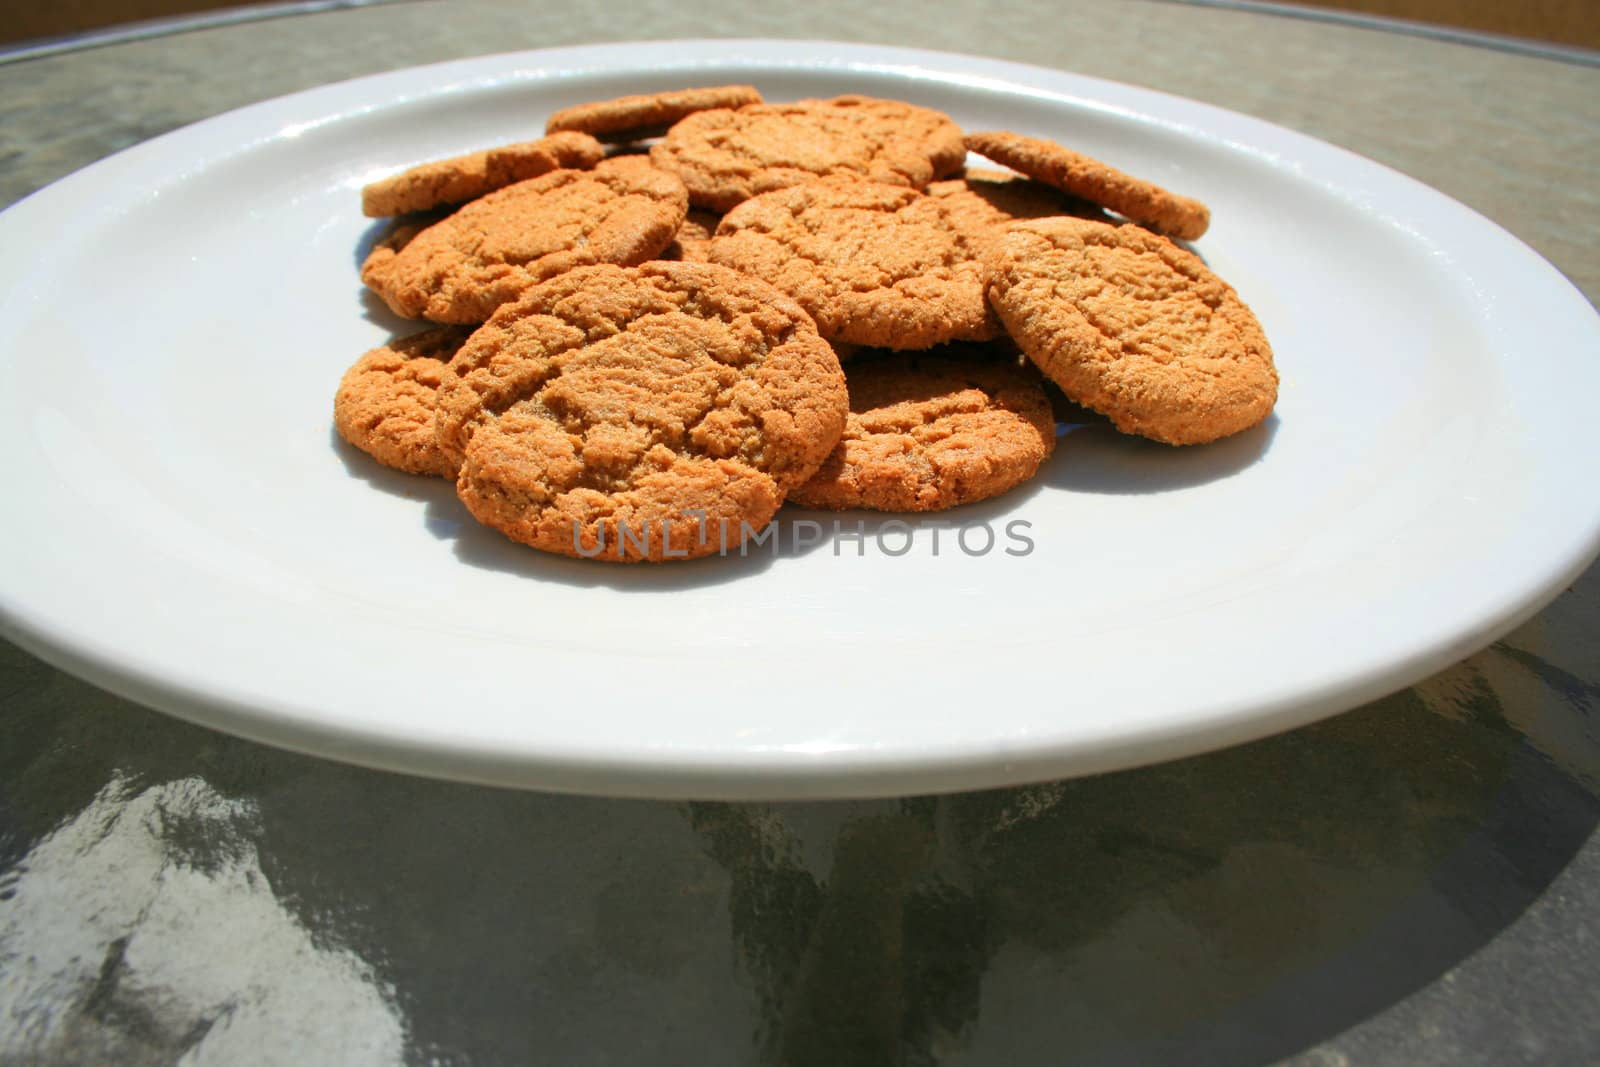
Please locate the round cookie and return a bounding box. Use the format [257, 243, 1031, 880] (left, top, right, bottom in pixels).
[650, 95, 966, 212]
[360, 131, 605, 217]
[434, 262, 848, 562]
[708, 178, 995, 349]
[657, 210, 721, 263]
[362, 157, 688, 324]
[928, 167, 1111, 275]
[334, 326, 471, 477]
[790, 346, 1056, 511]
[986, 218, 1276, 445]
[545, 85, 764, 143]
[927, 167, 1107, 241]
[358, 211, 446, 295]
[964, 131, 1210, 241]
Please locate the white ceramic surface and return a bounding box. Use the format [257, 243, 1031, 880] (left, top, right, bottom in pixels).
[2, 41, 1598, 799]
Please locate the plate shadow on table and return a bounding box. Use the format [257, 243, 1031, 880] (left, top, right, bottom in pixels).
[2, 626, 1596, 1065]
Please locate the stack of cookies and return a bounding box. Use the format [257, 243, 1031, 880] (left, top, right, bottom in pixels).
[337, 85, 1277, 563]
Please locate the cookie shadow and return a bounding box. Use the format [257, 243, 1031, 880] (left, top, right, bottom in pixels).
[1173, 236, 1207, 264]
[779, 471, 1048, 541]
[434, 463, 1048, 589]
[350, 217, 396, 273]
[330, 426, 830, 592]
[1044, 413, 1278, 495]
[435, 498, 836, 591]
[352, 213, 449, 273]
[353, 215, 441, 332]
[330, 425, 464, 509]
[357, 288, 422, 333]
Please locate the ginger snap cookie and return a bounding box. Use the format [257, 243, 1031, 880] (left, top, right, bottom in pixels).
[658, 210, 721, 263]
[928, 167, 1107, 240]
[965, 131, 1210, 241]
[987, 218, 1276, 445]
[790, 346, 1056, 511]
[434, 262, 848, 562]
[545, 85, 764, 143]
[362, 157, 688, 324]
[650, 95, 966, 212]
[334, 326, 471, 477]
[709, 178, 995, 349]
[360, 131, 605, 217]
[358, 211, 447, 297]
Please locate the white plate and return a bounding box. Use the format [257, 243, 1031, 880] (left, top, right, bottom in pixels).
[2, 41, 1598, 799]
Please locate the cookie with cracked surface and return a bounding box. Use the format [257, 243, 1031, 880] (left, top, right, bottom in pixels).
[434, 262, 848, 562]
[334, 326, 471, 478]
[964, 131, 1210, 240]
[987, 218, 1276, 445]
[362, 157, 688, 323]
[789, 346, 1056, 511]
[360, 131, 605, 217]
[657, 210, 721, 263]
[928, 167, 1108, 249]
[545, 84, 764, 143]
[650, 95, 966, 212]
[708, 178, 995, 349]
[358, 211, 446, 294]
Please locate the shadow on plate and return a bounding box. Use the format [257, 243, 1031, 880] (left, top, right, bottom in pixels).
[328, 378, 1262, 591]
[329, 427, 828, 592]
[351, 212, 450, 273]
[352, 214, 454, 332]
[780, 472, 1047, 542]
[356, 287, 421, 333]
[351, 215, 393, 272]
[1044, 411, 1278, 495]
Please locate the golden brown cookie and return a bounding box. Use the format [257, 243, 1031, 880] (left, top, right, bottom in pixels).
[358, 212, 446, 296]
[334, 326, 471, 477]
[657, 210, 721, 263]
[434, 262, 848, 562]
[987, 218, 1276, 445]
[360, 131, 605, 217]
[964, 131, 1210, 241]
[928, 167, 1108, 240]
[362, 157, 688, 324]
[708, 178, 995, 349]
[790, 346, 1056, 511]
[545, 85, 764, 143]
[650, 95, 966, 212]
